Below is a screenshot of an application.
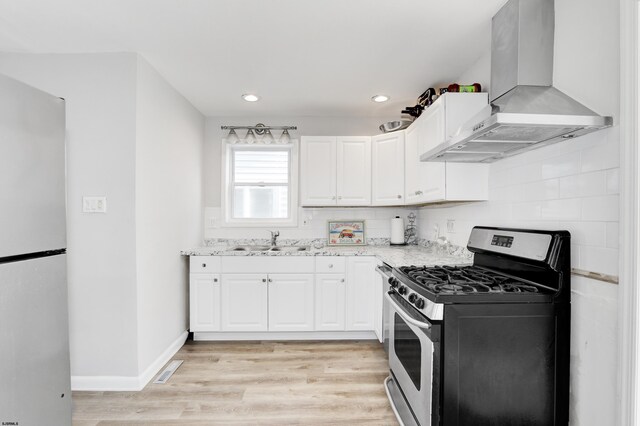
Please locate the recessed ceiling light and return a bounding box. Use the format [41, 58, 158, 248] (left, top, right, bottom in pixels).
[371, 94, 389, 103]
[242, 94, 260, 102]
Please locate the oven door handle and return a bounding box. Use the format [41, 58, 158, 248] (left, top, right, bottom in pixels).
[385, 291, 432, 330]
[375, 265, 392, 278]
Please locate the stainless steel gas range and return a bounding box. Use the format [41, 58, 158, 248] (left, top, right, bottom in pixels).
[384, 227, 571, 426]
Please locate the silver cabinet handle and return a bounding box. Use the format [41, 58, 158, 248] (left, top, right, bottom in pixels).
[341, 278, 345, 283]
[397, 195, 402, 199]
[268, 278, 273, 282]
[202, 263, 206, 268]
[262, 278, 267, 283]
[213, 278, 218, 282]
[338, 196, 342, 200]
[332, 196, 336, 200]
[328, 264, 333, 268]
[417, 190, 423, 195]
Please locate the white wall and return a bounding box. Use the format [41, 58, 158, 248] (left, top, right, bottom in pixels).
[203, 115, 416, 241]
[0, 53, 204, 387]
[418, 0, 620, 422]
[0, 53, 140, 377]
[134, 57, 204, 374]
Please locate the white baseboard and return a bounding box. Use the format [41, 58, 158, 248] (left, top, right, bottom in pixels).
[71, 330, 188, 392]
[193, 330, 378, 341]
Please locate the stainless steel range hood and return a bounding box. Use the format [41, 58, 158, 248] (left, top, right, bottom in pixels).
[421, 0, 613, 163]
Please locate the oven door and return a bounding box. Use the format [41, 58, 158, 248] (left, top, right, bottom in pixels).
[386, 291, 440, 426]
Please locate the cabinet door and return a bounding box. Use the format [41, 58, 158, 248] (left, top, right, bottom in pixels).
[268, 274, 315, 331]
[337, 136, 371, 205]
[418, 99, 446, 156]
[417, 115, 446, 202]
[315, 274, 346, 331]
[221, 274, 268, 331]
[190, 273, 221, 331]
[300, 136, 337, 206]
[372, 132, 405, 205]
[346, 257, 376, 331]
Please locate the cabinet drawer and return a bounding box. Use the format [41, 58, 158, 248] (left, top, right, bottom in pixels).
[315, 257, 346, 273]
[190, 256, 222, 273]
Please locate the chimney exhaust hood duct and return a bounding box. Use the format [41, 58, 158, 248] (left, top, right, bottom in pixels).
[421, 0, 613, 163]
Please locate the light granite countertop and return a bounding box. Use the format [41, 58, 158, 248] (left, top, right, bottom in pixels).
[180, 244, 472, 268]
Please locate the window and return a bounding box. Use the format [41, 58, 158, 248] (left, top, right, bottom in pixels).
[223, 143, 298, 226]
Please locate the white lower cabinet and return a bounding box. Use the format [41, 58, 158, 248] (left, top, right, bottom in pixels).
[315, 273, 346, 331]
[346, 257, 377, 330]
[221, 274, 268, 332]
[268, 274, 315, 331]
[189, 273, 221, 332]
[190, 255, 380, 338]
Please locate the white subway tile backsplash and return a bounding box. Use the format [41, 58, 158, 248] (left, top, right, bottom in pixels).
[606, 222, 619, 249]
[581, 138, 619, 173]
[579, 246, 619, 276]
[559, 221, 606, 247]
[540, 199, 582, 221]
[581, 195, 619, 222]
[606, 169, 619, 194]
[541, 152, 582, 179]
[558, 171, 606, 198]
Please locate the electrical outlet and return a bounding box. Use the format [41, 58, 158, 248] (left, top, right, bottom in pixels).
[207, 217, 217, 228]
[447, 219, 456, 233]
[83, 196, 107, 213]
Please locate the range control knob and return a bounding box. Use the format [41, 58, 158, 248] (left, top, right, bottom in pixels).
[415, 298, 425, 309]
[408, 293, 417, 303]
[398, 285, 408, 295]
[388, 277, 399, 288]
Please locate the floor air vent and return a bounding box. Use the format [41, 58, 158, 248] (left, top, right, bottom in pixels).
[153, 360, 183, 384]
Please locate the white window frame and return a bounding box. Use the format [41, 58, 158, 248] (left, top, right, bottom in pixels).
[221, 141, 299, 227]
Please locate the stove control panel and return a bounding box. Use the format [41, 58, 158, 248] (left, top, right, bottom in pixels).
[390, 280, 442, 321]
[468, 227, 553, 261]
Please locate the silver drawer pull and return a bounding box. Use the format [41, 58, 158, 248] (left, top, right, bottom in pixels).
[262, 278, 267, 283]
[201, 263, 206, 268]
[214, 278, 218, 282]
[341, 278, 345, 283]
[328, 264, 333, 268]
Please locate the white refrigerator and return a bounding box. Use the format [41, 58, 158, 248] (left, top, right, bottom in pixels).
[0, 73, 71, 425]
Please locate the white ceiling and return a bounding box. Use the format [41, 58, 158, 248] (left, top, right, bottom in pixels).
[0, 0, 506, 117]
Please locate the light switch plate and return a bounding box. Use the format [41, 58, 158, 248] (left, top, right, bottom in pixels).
[83, 196, 107, 213]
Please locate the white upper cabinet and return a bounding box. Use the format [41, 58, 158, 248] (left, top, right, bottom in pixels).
[418, 92, 488, 157]
[371, 132, 405, 206]
[301, 136, 371, 206]
[408, 93, 490, 203]
[336, 136, 371, 205]
[300, 136, 337, 206]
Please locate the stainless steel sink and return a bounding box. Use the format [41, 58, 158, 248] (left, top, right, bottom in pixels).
[228, 245, 309, 252]
[229, 245, 271, 252]
[269, 246, 310, 252]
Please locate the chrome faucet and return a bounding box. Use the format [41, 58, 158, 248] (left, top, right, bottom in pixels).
[270, 230, 280, 247]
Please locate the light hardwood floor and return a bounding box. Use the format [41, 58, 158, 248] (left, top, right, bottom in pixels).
[72, 340, 398, 425]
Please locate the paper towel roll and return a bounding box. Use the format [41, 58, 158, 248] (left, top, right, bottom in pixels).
[390, 216, 405, 245]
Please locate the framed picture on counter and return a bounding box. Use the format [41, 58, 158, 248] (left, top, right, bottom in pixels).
[327, 220, 366, 246]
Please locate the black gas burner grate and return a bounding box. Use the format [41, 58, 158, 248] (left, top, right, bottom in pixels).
[398, 265, 540, 295]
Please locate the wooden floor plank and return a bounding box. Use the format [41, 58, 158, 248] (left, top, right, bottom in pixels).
[72, 340, 397, 425]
